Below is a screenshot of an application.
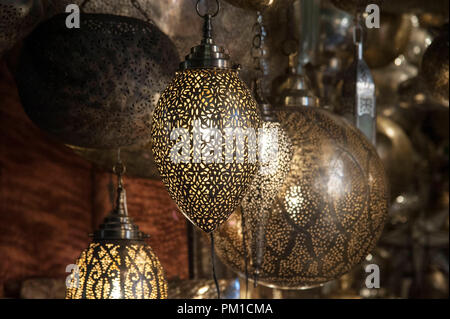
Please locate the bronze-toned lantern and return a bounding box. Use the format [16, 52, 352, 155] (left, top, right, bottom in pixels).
[66, 164, 167, 299]
[151, 0, 261, 233]
[16, 12, 179, 149]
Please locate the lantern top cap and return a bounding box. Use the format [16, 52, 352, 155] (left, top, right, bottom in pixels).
[180, 0, 234, 70]
[92, 159, 148, 241]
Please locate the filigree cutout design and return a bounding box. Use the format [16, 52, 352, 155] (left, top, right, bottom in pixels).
[66, 241, 167, 299]
[215, 107, 389, 289]
[151, 69, 261, 232]
[16, 13, 179, 148]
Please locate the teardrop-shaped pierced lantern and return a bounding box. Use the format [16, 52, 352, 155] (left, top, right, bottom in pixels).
[151, 1, 261, 232]
[66, 172, 167, 299]
[16, 13, 179, 149]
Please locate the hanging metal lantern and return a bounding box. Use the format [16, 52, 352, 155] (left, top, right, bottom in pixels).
[215, 12, 389, 286]
[331, 0, 449, 15]
[216, 106, 389, 289]
[66, 163, 167, 299]
[420, 28, 449, 106]
[376, 115, 415, 201]
[151, 0, 261, 233]
[403, 17, 433, 67]
[16, 11, 179, 149]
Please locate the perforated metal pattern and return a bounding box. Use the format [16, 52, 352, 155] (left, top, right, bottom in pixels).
[66, 241, 167, 299]
[151, 69, 261, 233]
[215, 107, 389, 289]
[0, 0, 43, 55]
[16, 13, 179, 149]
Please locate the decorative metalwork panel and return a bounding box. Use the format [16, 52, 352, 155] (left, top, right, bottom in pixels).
[16, 13, 179, 149]
[66, 241, 167, 299]
[240, 121, 292, 275]
[151, 69, 261, 233]
[215, 107, 389, 289]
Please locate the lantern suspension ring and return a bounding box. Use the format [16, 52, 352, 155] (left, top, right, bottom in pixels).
[181, 0, 233, 70]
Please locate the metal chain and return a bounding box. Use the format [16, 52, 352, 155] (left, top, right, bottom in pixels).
[112, 148, 126, 188]
[196, 0, 220, 18]
[251, 11, 268, 78]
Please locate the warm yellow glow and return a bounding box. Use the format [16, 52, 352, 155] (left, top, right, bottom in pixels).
[66, 242, 167, 299]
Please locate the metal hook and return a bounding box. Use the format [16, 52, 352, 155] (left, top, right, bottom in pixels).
[196, 0, 220, 18]
[112, 148, 126, 179]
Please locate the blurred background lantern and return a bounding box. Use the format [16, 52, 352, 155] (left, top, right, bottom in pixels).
[216, 107, 389, 289]
[420, 28, 449, 107]
[0, 0, 44, 56]
[15, 8, 179, 149]
[151, 0, 261, 233]
[66, 160, 167, 299]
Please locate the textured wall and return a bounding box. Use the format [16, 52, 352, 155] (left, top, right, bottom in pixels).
[0, 61, 188, 297]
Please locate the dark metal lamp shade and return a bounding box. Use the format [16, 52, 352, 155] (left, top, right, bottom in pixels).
[16, 13, 179, 149]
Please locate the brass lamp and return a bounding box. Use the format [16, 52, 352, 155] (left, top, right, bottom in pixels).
[66, 162, 167, 299]
[151, 0, 261, 233]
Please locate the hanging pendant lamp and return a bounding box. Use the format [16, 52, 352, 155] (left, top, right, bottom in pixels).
[215, 0, 389, 289]
[151, 0, 261, 233]
[16, 4, 179, 149]
[66, 160, 167, 299]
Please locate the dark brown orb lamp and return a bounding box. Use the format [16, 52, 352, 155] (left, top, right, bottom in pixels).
[66, 163, 167, 299]
[215, 56, 389, 289]
[151, 0, 261, 233]
[16, 11, 179, 149]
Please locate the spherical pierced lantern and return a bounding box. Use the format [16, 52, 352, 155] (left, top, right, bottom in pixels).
[66, 174, 167, 299]
[151, 2, 261, 233]
[16, 13, 179, 149]
[215, 73, 389, 288]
